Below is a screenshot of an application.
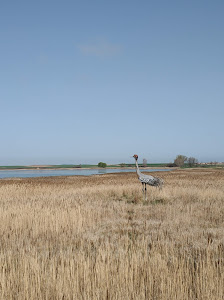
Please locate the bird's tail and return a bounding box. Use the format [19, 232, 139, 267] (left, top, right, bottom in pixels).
[159, 179, 164, 190]
[155, 177, 164, 190]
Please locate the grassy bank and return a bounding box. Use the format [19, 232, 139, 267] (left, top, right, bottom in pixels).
[0, 169, 223, 299]
[0, 163, 168, 170]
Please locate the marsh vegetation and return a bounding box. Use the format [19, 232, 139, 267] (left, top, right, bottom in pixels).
[0, 169, 223, 299]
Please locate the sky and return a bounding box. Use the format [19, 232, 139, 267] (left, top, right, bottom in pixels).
[0, 0, 224, 165]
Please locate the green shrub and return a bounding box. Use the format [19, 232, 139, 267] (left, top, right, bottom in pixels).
[98, 162, 107, 168]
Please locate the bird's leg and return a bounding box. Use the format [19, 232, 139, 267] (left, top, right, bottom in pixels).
[142, 183, 144, 200]
[145, 183, 147, 201]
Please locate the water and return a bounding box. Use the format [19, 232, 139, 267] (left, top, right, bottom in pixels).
[0, 168, 171, 179]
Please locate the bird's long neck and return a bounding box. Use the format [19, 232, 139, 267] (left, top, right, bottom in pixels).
[135, 159, 142, 177]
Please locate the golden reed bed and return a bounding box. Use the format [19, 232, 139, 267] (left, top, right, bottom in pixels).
[0, 169, 223, 299]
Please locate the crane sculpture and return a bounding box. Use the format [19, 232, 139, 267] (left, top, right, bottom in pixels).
[133, 154, 163, 200]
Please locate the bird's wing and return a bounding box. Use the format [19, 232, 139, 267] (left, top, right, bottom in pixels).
[139, 174, 162, 186]
[139, 174, 155, 183]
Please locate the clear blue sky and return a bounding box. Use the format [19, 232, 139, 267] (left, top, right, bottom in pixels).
[1, 0, 223, 165]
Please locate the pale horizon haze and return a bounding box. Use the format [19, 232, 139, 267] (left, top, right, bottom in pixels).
[1, 0, 224, 165]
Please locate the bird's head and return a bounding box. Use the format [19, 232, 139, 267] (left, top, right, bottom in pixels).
[133, 154, 138, 161]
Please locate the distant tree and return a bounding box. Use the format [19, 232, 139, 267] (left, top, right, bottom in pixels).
[143, 158, 147, 167]
[174, 155, 187, 167]
[98, 162, 107, 168]
[75, 164, 82, 168]
[166, 163, 177, 167]
[120, 163, 126, 168]
[187, 157, 199, 167]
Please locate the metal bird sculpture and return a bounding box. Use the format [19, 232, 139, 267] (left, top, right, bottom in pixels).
[133, 154, 163, 200]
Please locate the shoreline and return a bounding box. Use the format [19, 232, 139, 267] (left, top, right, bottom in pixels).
[0, 167, 175, 180]
[0, 166, 174, 171]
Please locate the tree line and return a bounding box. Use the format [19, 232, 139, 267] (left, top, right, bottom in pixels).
[97, 155, 199, 169]
[172, 155, 199, 167]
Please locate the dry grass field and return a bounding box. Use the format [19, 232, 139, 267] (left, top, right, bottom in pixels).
[0, 169, 223, 299]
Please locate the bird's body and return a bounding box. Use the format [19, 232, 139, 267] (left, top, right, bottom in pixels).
[137, 172, 162, 186]
[133, 154, 163, 199]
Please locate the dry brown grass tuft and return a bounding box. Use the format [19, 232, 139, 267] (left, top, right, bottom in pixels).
[0, 169, 223, 299]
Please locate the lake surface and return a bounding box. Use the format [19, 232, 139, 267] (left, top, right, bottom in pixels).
[0, 168, 171, 179]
